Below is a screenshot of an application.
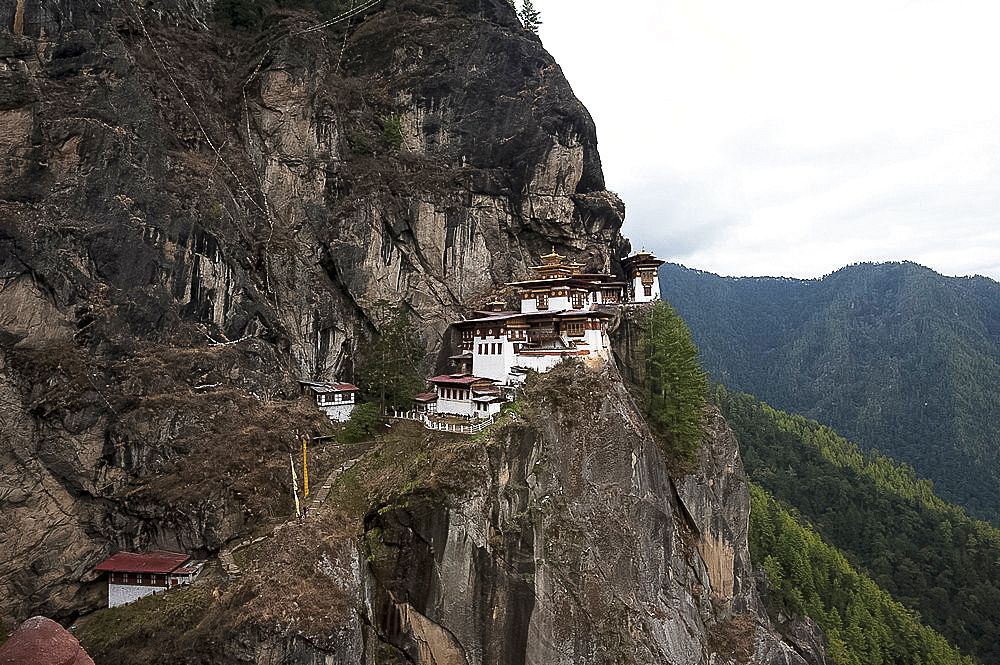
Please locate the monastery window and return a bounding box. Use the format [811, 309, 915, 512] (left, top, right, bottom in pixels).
[644, 285, 652, 297]
[536, 293, 548, 310]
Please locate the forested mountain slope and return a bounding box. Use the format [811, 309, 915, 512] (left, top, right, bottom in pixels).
[713, 386, 1000, 664]
[749, 485, 975, 665]
[660, 261, 1000, 523]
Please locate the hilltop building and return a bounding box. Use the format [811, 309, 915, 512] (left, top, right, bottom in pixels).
[369, 248, 665, 427]
[93, 551, 202, 608]
[621, 249, 665, 303]
[447, 248, 645, 385]
[426, 374, 505, 418]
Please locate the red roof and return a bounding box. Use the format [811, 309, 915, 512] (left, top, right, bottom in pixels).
[328, 382, 359, 392]
[414, 392, 439, 402]
[427, 374, 495, 387]
[94, 551, 190, 574]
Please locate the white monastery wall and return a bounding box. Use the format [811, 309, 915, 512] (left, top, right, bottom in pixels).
[321, 403, 356, 422]
[438, 396, 475, 417]
[631, 274, 660, 303]
[108, 583, 163, 608]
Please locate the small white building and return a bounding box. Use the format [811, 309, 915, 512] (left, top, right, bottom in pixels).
[300, 381, 359, 422]
[427, 374, 503, 418]
[94, 551, 202, 608]
[621, 249, 665, 303]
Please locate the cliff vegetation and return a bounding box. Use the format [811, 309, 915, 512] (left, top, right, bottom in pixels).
[714, 385, 1000, 664]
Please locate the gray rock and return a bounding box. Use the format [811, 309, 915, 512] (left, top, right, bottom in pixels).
[361, 362, 816, 664]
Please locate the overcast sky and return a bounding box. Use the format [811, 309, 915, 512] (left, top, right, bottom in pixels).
[531, 0, 1000, 281]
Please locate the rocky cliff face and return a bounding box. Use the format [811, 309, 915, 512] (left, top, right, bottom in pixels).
[1, 0, 626, 622]
[361, 363, 810, 665]
[70, 363, 818, 664]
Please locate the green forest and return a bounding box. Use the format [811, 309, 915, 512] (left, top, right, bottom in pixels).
[637, 301, 707, 460]
[713, 386, 1000, 663]
[750, 486, 974, 665]
[660, 261, 1000, 524]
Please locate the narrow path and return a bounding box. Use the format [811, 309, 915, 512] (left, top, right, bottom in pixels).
[218, 456, 362, 576]
[305, 458, 358, 516]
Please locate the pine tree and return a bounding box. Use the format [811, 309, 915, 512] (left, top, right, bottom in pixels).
[356, 300, 424, 413]
[519, 0, 541, 34]
[639, 301, 707, 456]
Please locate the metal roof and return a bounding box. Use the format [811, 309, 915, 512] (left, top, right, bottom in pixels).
[300, 381, 358, 393]
[427, 374, 495, 386]
[94, 551, 190, 574]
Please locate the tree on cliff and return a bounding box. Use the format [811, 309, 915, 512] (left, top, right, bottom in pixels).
[519, 0, 542, 34]
[639, 301, 707, 457]
[356, 301, 424, 413]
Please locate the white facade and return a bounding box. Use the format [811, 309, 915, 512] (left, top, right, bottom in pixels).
[303, 382, 358, 422]
[105, 567, 201, 608]
[429, 377, 503, 418]
[471, 325, 516, 383]
[630, 272, 661, 303]
[108, 583, 163, 608]
[513, 352, 567, 375]
[437, 393, 474, 416]
[473, 397, 503, 418]
[464, 313, 612, 384]
[318, 391, 357, 422]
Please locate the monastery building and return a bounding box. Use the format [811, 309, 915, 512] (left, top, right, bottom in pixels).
[444, 248, 661, 389]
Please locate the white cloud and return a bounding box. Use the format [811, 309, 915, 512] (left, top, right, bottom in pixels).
[533, 0, 1000, 280]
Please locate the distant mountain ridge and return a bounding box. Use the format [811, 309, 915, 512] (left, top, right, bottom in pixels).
[659, 261, 1000, 523]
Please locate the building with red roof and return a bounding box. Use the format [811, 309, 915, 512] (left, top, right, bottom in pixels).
[299, 381, 360, 422]
[447, 249, 635, 385]
[426, 374, 503, 418]
[93, 551, 202, 607]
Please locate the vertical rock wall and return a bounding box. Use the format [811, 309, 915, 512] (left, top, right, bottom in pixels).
[361, 364, 811, 664]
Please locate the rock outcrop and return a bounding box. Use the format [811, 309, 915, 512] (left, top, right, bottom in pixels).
[1, 0, 625, 622]
[2, 2, 822, 662]
[0, 615, 95, 665]
[361, 363, 812, 664]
